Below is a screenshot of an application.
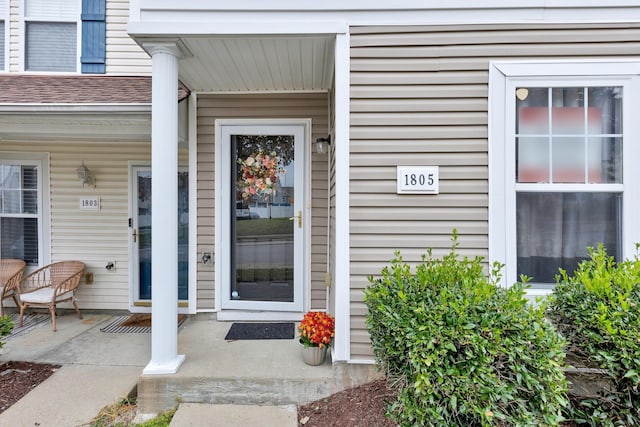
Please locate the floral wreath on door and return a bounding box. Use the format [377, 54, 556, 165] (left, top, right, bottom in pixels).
[237, 151, 286, 202]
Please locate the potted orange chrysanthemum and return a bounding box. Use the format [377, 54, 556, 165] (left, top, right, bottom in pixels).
[298, 311, 335, 365]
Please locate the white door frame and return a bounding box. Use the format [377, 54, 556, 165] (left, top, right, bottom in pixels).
[128, 162, 191, 313]
[215, 119, 311, 319]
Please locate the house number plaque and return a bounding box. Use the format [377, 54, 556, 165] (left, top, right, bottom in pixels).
[79, 197, 101, 210]
[397, 166, 439, 194]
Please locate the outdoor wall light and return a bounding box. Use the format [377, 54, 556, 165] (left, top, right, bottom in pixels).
[315, 135, 331, 154]
[76, 162, 96, 188]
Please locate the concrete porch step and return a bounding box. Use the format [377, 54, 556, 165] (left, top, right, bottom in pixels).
[138, 373, 337, 413]
[136, 318, 380, 416]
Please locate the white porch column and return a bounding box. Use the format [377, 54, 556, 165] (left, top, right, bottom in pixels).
[143, 42, 185, 375]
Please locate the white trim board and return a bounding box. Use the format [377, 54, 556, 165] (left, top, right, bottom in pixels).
[129, 2, 640, 37]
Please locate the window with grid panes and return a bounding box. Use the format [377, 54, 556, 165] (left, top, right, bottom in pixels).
[0, 161, 40, 264]
[489, 61, 640, 293]
[24, 0, 78, 71]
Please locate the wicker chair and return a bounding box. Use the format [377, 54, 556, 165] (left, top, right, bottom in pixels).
[18, 261, 85, 331]
[1, 259, 26, 316]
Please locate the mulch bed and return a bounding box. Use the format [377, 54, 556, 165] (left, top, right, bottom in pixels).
[0, 361, 60, 414]
[298, 378, 398, 426]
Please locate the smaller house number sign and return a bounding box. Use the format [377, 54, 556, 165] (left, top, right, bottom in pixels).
[397, 166, 439, 194]
[79, 197, 101, 210]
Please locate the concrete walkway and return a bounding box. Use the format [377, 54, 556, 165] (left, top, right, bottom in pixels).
[0, 312, 300, 427]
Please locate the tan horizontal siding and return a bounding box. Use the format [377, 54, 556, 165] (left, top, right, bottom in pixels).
[351, 71, 486, 86]
[350, 152, 487, 166]
[351, 112, 487, 126]
[196, 93, 330, 311]
[350, 206, 487, 219]
[348, 22, 640, 361]
[351, 84, 487, 99]
[352, 165, 487, 180]
[349, 22, 640, 40]
[351, 99, 487, 113]
[350, 139, 486, 153]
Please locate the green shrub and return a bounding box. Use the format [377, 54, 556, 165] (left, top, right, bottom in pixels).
[0, 315, 14, 350]
[547, 244, 640, 426]
[364, 231, 568, 426]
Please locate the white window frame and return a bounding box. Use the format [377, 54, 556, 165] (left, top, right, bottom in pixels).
[489, 60, 640, 296]
[20, 0, 81, 73]
[0, 152, 51, 267]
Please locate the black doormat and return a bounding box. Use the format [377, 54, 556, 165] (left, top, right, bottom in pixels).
[224, 322, 295, 340]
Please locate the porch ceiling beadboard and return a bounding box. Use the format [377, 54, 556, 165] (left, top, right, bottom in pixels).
[178, 36, 335, 92]
[348, 22, 640, 361]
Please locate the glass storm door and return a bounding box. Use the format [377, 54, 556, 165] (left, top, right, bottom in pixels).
[219, 124, 305, 311]
[131, 167, 189, 305]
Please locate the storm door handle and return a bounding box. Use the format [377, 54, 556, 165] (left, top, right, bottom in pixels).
[288, 211, 302, 228]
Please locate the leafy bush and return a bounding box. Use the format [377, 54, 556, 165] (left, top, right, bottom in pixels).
[0, 315, 14, 350]
[547, 244, 640, 426]
[364, 232, 568, 426]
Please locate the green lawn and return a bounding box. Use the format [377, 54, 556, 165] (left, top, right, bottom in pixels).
[235, 217, 293, 237]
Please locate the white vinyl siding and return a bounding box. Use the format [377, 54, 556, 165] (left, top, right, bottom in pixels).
[1, 141, 155, 310]
[5, 0, 150, 74]
[0, 0, 5, 70]
[349, 23, 640, 361]
[9, 0, 19, 72]
[196, 93, 329, 311]
[106, 0, 150, 75]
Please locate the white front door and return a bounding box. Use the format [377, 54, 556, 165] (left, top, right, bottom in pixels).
[217, 121, 308, 312]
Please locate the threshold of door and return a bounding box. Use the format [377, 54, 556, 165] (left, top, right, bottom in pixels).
[134, 301, 189, 307]
[216, 310, 303, 322]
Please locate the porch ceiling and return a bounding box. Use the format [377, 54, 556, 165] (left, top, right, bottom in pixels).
[177, 35, 335, 92]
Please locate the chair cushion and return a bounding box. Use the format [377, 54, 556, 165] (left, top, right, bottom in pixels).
[20, 288, 73, 304]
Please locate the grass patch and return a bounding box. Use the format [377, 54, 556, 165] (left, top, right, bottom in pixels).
[236, 218, 292, 237]
[88, 397, 177, 427]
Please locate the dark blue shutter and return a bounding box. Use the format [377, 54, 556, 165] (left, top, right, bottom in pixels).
[81, 0, 106, 74]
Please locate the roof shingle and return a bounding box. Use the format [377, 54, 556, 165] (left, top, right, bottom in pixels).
[0, 75, 190, 104]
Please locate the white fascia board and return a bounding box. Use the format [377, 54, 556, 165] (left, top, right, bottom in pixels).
[0, 104, 151, 114]
[129, 20, 348, 37]
[137, 0, 640, 12]
[129, 4, 640, 37]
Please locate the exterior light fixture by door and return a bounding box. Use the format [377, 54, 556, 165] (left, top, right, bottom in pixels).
[315, 135, 331, 154]
[76, 162, 96, 187]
